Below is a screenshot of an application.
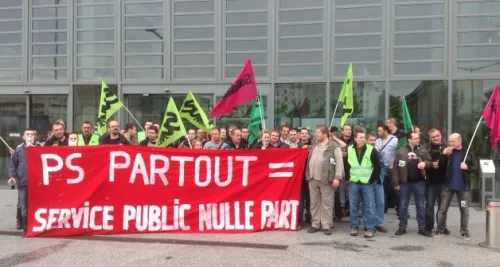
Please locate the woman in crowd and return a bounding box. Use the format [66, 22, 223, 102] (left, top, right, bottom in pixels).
[192, 140, 203, 149]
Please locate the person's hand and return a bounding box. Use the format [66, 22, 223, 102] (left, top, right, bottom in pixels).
[417, 162, 426, 169]
[302, 145, 308, 149]
[332, 179, 340, 189]
[389, 163, 393, 169]
[394, 185, 400, 191]
[432, 161, 439, 169]
[460, 162, 468, 170]
[8, 178, 16, 186]
[342, 151, 347, 157]
[26, 143, 33, 147]
[261, 146, 266, 150]
[9, 148, 14, 155]
[443, 147, 453, 155]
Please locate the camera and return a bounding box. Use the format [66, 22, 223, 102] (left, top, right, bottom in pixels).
[164, 88, 170, 93]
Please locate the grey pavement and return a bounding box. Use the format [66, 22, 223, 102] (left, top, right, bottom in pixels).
[0, 189, 499, 267]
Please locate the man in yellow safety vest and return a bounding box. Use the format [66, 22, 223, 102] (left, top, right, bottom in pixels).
[78, 121, 100, 146]
[345, 130, 381, 238]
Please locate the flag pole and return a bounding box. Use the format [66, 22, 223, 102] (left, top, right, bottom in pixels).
[329, 100, 340, 128]
[0, 136, 13, 151]
[121, 104, 145, 132]
[186, 135, 193, 149]
[257, 94, 265, 130]
[463, 92, 495, 162]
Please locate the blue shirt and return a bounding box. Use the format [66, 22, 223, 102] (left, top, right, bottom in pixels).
[375, 135, 398, 166]
[447, 151, 466, 190]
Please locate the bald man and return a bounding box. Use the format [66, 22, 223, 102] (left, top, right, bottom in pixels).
[435, 133, 477, 240]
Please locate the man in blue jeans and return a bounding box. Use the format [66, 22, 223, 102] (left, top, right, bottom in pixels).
[392, 132, 432, 237]
[345, 131, 381, 238]
[367, 132, 388, 233]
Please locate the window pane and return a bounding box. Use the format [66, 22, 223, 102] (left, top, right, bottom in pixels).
[336, 0, 381, 5]
[390, 80, 448, 136]
[174, 67, 215, 79]
[77, 17, 114, 29]
[279, 37, 321, 50]
[174, 1, 214, 13]
[274, 83, 326, 129]
[0, 33, 22, 44]
[279, 9, 323, 23]
[77, 5, 114, 16]
[73, 84, 118, 131]
[458, 46, 500, 59]
[395, 4, 443, 17]
[226, 12, 267, 24]
[335, 21, 382, 34]
[175, 14, 214, 26]
[458, 31, 500, 45]
[0, 58, 22, 69]
[394, 18, 444, 32]
[279, 65, 322, 77]
[0, 70, 22, 81]
[125, 16, 163, 28]
[394, 62, 443, 75]
[227, 53, 267, 65]
[125, 3, 163, 15]
[279, 24, 322, 36]
[394, 47, 443, 61]
[0, 45, 22, 56]
[32, 56, 67, 68]
[226, 66, 268, 79]
[279, 0, 323, 9]
[330, 82, 385, 129]
[0, 96, 26, 181]
[457, 61, 500, 74]
[32, 69, 67, 80]
[32, 7, 67, 18]
[77, 56, 114, 67]
[0, 20, 22, 32]
[77, 30, 114, 42]
[334, 63, 381, 76]
[394, 33, 443, 46]
[125, 68, 163, 79]
[33, 32, 67, 43]
[279, 51, 323, 64]
[226, 0, 268, 11]
[125, 29, 164, 41]
[335, 35, 382, 48]
[174, 54, 214, 66]
[335, 6, 382, 20]
[125, 42, 163, 53]
[32, 44, 67, 55]
[174, 28, 214, 39]
[77, 43, 114, 55]
[334, 49, 382, 62]
[32, 0, 67, 5]
[77, 69, 114, 80]
[125, 55, 163, 67]
[227, 39, 267, 51]
[227, 26, 266, 38]
[458, 2, 500, 15]
[0, 9, 22, 20]
[457, 16, 500, 30]
[30, 95, 68, 142]
[32, 20, 67, 30]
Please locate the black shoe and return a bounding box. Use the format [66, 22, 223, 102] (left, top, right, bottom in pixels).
[376, 226, 388, 233]
[395, 228, 406, 236]
[307, 227, 319, 233]
[324, 228, 333, 235]
[444, 228, 451, 235]
[418, 229, 432, 237]
[22, 228, 26, 236]
[16, 221, 23, 230]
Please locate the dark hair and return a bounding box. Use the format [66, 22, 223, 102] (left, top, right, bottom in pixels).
[428, 128, 440, 135]
[124, 123, 136, 132]
[188, 128, 197, 133]
[289, 128, 298, 133]
[23, 128, 35, 135]
[406, 131, 418, 140]
[330, 126, 339, 133]
[53, 121, 65, 129]
[378, 124, 390, 132]
[367, 132, 377, 139]
[354, 131, 366, 138]
[145, 120, 153, 124]
[300, 128, 309, 133]
[147, 126, 159, 134]
[210, 127, 220, 133]
[280, 124, 290, 131]
[342, 124, 351, 131]
[82, 121, 93, 126]
[271, 128, 280, 135]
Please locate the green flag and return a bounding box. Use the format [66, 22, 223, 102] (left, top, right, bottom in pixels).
[157, 98, 187, 147]
[398, 97, 413, 148]
[248, 90, 265, 144]
[339, 63, 353, 127]
[179, 91, 213, 131]
[96, 78, 123, 135]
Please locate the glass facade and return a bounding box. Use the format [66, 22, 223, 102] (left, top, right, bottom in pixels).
[0, 0, 499, 201]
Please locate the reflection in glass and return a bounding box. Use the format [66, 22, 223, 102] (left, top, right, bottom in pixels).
[274, 83, 326, 129]
[126, 94, 213, 129]
[0, 96, 26, 182]
[73, 85, 118, 131]
[330, 82, 385, 131]
[389, 81, 448, 136]
[29, 95, 67, 142]
[216, 96, 267, 129]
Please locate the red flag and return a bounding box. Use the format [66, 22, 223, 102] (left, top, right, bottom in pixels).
[482, 84, 500, 150]
[210, 59, 258, 117]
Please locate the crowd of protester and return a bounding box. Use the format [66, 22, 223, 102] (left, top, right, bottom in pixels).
[7, 118, 477, 240]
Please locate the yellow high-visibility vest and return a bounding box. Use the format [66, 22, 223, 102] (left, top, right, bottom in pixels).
[347, 144, 374, 184]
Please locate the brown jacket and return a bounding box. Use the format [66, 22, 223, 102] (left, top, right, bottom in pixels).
[305, 141, 343, 183]
[392, 146, 431, 187]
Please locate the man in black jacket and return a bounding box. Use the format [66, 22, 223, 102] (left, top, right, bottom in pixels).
[423, 128, 449, 234]
[100, 120, 130, 145]
[435, 133, 477, 240]
[44, 121, 69, 146]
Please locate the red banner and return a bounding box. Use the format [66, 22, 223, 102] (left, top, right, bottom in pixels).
[26, 146, 307, 237]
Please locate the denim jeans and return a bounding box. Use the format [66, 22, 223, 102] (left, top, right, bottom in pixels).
[349, 182, 376, 231]
[437, 189, 470, 234]
[18, 186, 28, 230]
[384, 169, 400, 211]
[399, 181, 426, 230]
[425, 183, 442, 229]
[299, 180, 311, 223]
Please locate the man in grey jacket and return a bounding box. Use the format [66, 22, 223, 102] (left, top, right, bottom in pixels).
[8, 128, 36, 235]
[305, 124, 343, 235]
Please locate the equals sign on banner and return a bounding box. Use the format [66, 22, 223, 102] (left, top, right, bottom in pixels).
[268, 162, 294, 178]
